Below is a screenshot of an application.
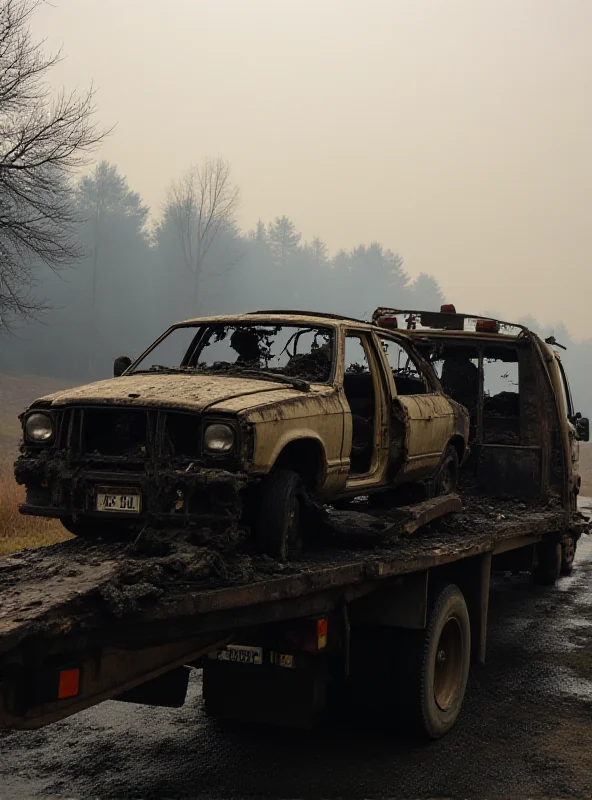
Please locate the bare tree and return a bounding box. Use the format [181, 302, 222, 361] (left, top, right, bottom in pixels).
[0, 0, 106, 330]
[166, 158, 240, 315]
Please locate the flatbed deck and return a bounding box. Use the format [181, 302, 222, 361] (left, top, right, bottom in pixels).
[0, 497, 568, 660]
[0, 494, 587, 732]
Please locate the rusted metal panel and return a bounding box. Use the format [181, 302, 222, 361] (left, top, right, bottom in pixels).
[475, 445, 543, 498]
[493, 534, 542, 555]
[399, 395, 460, 460]
[349, 571, 428, 629]
[400, 494, 463, 534]
[32, 374, 308, 414]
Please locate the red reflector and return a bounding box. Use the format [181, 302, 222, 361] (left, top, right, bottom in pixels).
[377, 315, 398, 329]
[58, 668, 80, 699]
[440, 304, 457, 313]
[475, 319, 500, 333]
[317, 618, 328, 650]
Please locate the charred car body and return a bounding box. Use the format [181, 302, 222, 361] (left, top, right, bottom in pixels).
[15, 311, 469, 557]
[374, 306, 589, 570]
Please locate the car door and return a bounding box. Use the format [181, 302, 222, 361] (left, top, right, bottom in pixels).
[341, 330, 390, 490]
[375, 333, 456, 480]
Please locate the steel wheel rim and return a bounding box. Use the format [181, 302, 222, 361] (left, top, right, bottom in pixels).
[433, 616, 463, 711]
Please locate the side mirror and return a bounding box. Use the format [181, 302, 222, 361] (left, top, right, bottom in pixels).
[576, 416, 590, 442]
[114, 356, 132, 377]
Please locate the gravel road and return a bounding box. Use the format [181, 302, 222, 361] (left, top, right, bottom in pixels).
[2, 534, 592, 799]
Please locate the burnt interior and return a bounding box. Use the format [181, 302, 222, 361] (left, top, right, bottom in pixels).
[163, 413, 201, 459]
[426, 343, 522, 446]
[343, 336, 377, 475]
[83, 409, 149, 457]
[416, 337, 561, 499]
[378, 335, 428, 396]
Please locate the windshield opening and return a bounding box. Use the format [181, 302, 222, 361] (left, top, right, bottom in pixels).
[131, 323, 335, 384]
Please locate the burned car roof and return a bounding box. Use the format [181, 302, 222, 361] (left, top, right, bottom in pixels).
[168, 312, 410, 336]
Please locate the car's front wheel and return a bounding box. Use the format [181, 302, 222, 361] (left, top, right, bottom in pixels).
[255, 469, 304, 560]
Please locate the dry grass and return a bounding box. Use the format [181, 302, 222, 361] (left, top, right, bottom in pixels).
[0, 467, 71, 555]
[0, 373, 73, 554]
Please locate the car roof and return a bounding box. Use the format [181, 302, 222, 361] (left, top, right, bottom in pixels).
[172, 311, 396, 333]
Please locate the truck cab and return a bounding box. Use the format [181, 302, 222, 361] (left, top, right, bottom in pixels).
[374, 306, 589, 539]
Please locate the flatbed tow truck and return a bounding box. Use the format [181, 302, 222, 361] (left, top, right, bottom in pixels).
[0, 309, 589, 740]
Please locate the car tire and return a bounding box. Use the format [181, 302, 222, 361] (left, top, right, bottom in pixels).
[436, 445, 459, 495]
[256, 469, 304, 560]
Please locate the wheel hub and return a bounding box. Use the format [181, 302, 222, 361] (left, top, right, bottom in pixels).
[433, 617, 463, 711]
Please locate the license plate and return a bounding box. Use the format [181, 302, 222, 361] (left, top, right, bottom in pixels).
[96, 487, 141, 513]
[209, 645, 263, 665]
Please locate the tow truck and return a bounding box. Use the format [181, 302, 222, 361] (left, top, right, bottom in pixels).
[0, 308, 588, 740]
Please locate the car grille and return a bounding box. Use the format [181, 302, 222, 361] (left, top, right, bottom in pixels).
[60, 407, 202, 467]
[82, 408, 150, 457]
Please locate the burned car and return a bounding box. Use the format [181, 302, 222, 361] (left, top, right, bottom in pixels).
[15, 311, 469, 558]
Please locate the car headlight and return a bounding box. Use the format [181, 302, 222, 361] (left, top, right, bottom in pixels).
[204, 423, 234, 454]
[25, 412, 53, 442]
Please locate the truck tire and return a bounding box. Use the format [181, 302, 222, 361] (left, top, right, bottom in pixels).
[347, 584, 471, 740]
[409, 583, 471, 739]
[533, 539, 562, 585]
[561, 536, 576, 576]
[436, 446, 459, 495]
[256, 469, 304, 560]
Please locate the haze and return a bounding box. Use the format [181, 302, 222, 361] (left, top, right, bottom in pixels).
[35, 0, 592, 337]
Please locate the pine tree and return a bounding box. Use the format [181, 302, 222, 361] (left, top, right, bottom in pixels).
[267, 216, 301, 266]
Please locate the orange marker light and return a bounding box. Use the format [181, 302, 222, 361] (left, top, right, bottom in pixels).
[317, 618, 328, 650]
[58, 668, 80, 699]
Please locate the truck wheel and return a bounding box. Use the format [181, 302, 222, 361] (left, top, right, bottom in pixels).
[410, 584, 471, 739]
[533, 539, 562, 585]
[347, 584, 471, 740]
[561, 536, 576, 576]
[436, 446, 459, 495]
[256, 469, 304, 560]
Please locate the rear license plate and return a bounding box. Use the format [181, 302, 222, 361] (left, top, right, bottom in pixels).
[96, 487, 141, 513]
[210, 645, 263, 665]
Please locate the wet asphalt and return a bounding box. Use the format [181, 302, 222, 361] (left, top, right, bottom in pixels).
[3, 532, 592, 798]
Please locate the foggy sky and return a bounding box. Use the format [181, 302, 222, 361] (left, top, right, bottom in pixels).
[35, 0, 592, 337]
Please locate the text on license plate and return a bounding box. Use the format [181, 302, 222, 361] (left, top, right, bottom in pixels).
[210, 645, 263, 665]
[96, 488, 141, 513]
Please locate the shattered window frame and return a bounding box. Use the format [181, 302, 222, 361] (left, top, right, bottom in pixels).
[130, 321, 337, 385]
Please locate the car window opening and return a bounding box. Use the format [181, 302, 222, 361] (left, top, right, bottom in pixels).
[482, 348, 520, 445]
[132, 323, 335, 384]
[426, 344, 521, 445]
[379, 337, 428, 396]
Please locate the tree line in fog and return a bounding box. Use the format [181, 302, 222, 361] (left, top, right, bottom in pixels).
[0, 159, 446, 382]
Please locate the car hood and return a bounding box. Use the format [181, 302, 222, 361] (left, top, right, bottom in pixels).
[31, 373, 314, 415]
